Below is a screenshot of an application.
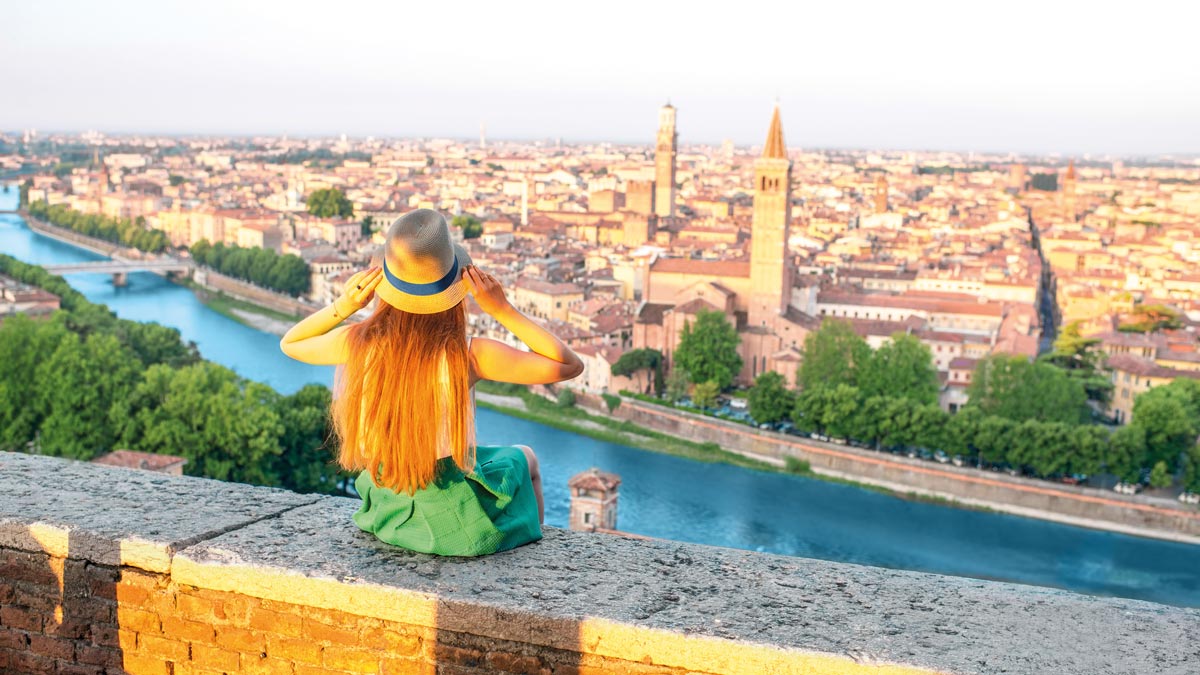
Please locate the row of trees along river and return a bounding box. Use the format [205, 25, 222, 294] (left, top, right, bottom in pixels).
[615, 309, 1200, 494]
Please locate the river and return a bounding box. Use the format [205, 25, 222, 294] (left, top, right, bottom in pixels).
[2, 187, 1199, 608]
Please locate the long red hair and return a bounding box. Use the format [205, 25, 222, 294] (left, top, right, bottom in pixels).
[332, 301, 475, 493]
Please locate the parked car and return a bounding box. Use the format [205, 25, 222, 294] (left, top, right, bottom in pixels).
[1113, 482, 1141, 495]
[1179, 492, 1200, 505]
[1059, 474, 1088, 486]
[830, 437, 848, 445]
[933, 450, 950, 464]
[812, 433, 830, 442]
[951, 455, 966, 467]
[730, 398, 748, 410]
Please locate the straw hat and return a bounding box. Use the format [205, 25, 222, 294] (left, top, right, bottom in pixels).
[374, 209, 473, 314]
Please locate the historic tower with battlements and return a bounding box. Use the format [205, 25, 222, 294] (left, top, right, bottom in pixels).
[748, 105, 793, 328]
[654, 103, 677, 218]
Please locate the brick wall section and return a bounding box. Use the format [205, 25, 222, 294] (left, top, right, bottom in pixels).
[0, 545, 701, 675]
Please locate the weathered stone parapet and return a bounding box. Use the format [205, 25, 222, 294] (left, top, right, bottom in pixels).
[1, 451, 1197, 675]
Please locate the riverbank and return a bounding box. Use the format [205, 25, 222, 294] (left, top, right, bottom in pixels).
[474, 384, 990, 513]
[477, 383, 1200, 545]
[474, 384, 785, 473]
[179, 278, 297, 336]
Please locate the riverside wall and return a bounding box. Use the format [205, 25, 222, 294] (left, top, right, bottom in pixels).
[193, 268, 314, 318]
[21, 213, 127, 257]
[591, 395, 1200, 543]
[2, 451, 1197, 675]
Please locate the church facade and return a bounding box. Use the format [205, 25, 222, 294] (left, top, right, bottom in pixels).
[633, 106, 816, 388]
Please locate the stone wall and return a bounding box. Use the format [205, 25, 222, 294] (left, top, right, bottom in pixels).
[194, 268, 314, 318]
[597, 397, 1200, 542]
[22, 215, 126, 257]
[1, 451, 1197, 675]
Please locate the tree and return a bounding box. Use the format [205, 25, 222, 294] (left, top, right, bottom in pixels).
[1108, 424, 1147, 482]
[665, 367, 691, 402]
[793, 384, 859, 438]
[1131, 380, 1200, 470]
[360, 215, 375, 238]
[116, 362, 284, 486]
[673, 310, 742, 390]
[1181, 445, 1200, 493]
[35, 332, 140, 460]
[1118, 304, 1182, 334]
[847, 395, 890, 449]
[611, 348, 663, 395]
[798, 319, 870, 392]
[272, 384, 344, 495]
[967, 355, 1089, 424]
[306, 188, 354, 219]
[1067, 425, 1110, 477]
[169, 174, 186, 186]
[1148, 461, 1172, 489]
[858, 333, 940, 404]
[974, 415, 1016, 467]
[747, 371, 794, 425]
[944, 406, 984, 461]
[450, 214, 483, 239]
[556, 388, 576, 408]
[691, 380, 720, 410]
[0, 315, 69, 451]
[1038, 321, 1112, 406]
[601, 393, 621, 413]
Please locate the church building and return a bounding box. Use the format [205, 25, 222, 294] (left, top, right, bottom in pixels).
[632, 106, 817, 387]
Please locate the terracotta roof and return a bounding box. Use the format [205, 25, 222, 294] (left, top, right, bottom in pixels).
[568, 467, 621, 491]
[636, 302, 672, 325]
[651, 257, 750, 278]
[1107, 353, 1200, 381]
[513, 278, 583, 295]
[91, 450, 188, 472]
[948, 357, 978, 370]
[671, 298, 722, 316]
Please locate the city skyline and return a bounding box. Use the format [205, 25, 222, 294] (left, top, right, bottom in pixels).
[4, 1, 1199, 156]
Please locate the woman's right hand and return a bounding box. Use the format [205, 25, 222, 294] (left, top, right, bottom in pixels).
[463, 265, 511, 316]
[336, 266, 383, 316]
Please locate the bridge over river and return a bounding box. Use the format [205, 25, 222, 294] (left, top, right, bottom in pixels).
[42, 258, 193, 285]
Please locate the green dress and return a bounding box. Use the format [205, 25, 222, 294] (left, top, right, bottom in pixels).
[353, 445, 543, 557]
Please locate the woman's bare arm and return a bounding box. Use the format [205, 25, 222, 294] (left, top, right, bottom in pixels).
[279, 267, 382, 365]
[463, 266, 583, 386]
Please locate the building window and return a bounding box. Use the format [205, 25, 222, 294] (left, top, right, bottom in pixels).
[583, 512, 592, 524]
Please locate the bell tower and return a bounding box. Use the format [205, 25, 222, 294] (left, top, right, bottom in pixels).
[654, 103, 677, 218]
[749, 105, 793, 328]
[1062, 159, 1078, 221]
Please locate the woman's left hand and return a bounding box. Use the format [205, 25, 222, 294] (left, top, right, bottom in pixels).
[336, 266, 383, 315]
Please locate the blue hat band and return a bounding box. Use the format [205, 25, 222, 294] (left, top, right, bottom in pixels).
[383, 256, 460, 297]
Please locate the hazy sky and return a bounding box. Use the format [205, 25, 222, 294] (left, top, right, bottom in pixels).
[4, 1, 1198, 155]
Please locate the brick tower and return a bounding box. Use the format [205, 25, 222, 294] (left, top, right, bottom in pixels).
[1062, 159, 1078, 221]
[654, 103, 677, 218]
[568, 468, 621, 532]
[748, 105, 793, 328]
[874, 173, 888, 214]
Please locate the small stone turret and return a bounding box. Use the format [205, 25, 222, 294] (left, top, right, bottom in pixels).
[568, 467, 621, 532]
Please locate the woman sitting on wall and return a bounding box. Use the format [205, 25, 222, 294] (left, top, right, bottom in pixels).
[280, 209, 583, 556]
